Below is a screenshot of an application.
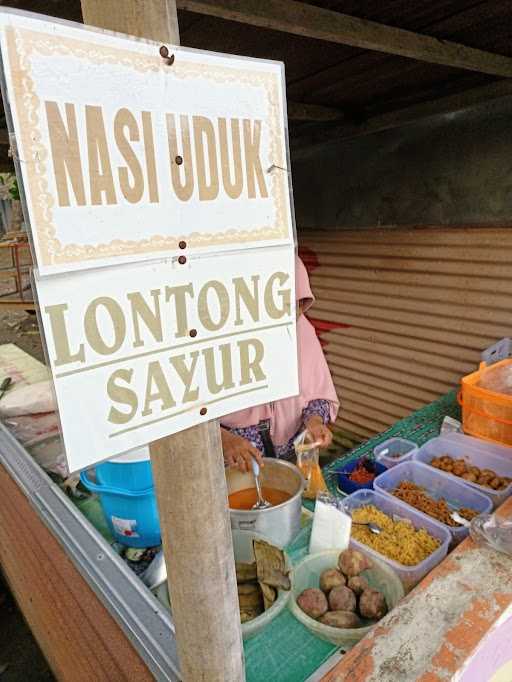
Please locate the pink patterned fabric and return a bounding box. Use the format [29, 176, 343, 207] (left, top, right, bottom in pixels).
[221, 256, 339, 446]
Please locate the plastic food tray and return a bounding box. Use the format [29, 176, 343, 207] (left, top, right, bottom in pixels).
[413, 433, 512, 509]
[343, 489, 451, 592]
[374, 460, 493, 544]
[374, 438, 418, 469]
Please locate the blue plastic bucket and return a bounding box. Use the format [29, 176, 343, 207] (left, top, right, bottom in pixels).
[95, 446, 154, 491]
[80, 447, 161, 548]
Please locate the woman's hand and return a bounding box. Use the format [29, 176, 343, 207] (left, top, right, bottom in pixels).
[305, 415, 333, 449]
[221, 428, 263, 473]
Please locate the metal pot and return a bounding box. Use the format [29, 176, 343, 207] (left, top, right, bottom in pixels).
[226, 458, 304, 547]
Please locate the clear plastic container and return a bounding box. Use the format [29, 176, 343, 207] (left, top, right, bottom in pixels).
[413, 433, 512, 509]
[342, 489, 451, 592]
[374, 438, 418, 469]
[470, 513, 512, 556]
[374, 460, 493, 544]
[288, 549, 404, 648]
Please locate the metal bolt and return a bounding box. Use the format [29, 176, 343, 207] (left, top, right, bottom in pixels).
[178, 240, 187, 250]
[175, 155, 183, 165]
[189, 329, 197, 338]
[200, 407, 207, 416]
[159, 46, 175, 65]
[178, 255, 187, 265]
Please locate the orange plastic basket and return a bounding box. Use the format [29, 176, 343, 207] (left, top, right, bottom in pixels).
[460, 359, 512, 447]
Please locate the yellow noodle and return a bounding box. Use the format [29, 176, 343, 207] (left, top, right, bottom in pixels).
[351, 505, 441, 566]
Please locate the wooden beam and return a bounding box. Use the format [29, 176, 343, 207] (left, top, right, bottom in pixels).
[291, 79, 512, 151]
[82, 0, 179, 43]
[0, 300, 36, 311]
[287, 101, 343, 121]
[177, 0, 512, 78]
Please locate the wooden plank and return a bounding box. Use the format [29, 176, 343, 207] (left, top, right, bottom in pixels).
[292, 80, 512, 147]
[0, 300, 36, 311]
[80, 2, 244, 681]
[0, 463, 153, 682]
[177, 0, 512, 77]
[287, 102, 344, 121]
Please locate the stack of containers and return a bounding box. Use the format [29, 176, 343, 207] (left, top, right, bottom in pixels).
[460, 359, 512, 447]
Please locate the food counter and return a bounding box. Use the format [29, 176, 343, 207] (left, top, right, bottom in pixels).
[1, 345, 512, 681]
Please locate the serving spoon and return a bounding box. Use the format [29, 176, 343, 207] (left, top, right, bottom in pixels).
[351, 520, 382, 535]
[450, 511, 470, 527]
[251, 458, 272, 510]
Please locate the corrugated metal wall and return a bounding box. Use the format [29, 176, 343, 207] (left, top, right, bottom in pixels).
[299, 226, 512, 445]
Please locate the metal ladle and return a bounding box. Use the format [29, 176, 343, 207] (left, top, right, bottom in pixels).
[251, 458, 271, 510]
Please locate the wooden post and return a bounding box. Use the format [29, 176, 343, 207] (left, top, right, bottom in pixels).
[150, 424, 244, 681]
[80, 2, 245, 680]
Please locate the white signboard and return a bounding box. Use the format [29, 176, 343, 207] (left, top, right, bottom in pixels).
[0, 10, 299, 472]
[35, 248, 297, 471]
[0, 11, 293, 275]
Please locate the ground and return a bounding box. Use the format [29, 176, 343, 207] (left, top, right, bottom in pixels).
[0, 247, 52, 680]
[0, 575, 54, 681]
